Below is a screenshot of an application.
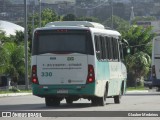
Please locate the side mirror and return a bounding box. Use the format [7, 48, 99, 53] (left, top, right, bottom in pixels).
[127, 47, 130, 54]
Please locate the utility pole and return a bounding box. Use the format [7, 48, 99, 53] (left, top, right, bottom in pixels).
[111, 1, 113, 29]
[130, 6, 135, 26]
[39, 0, 41, 27]
[108, 0, 113, 29]
[32, 1, 35, 33]
[24, 0, 29, 90]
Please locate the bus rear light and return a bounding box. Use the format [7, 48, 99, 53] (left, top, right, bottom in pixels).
[87, 65, 95, 83]
[32, 76, 39, 84]
[57, 29, 68, 32]
[32, 65, 37, 74]
[31, 65, 39, 84]
[152, 65, 156, 79]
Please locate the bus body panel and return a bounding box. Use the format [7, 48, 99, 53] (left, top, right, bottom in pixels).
[32, 55, 97, 97]
[36, 54, 88, 85]
[32, 83, 96, 97]
[31, 22, 127, 104]
[152, 36, 160, 87]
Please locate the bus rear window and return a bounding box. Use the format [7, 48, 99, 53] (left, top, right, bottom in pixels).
[32, 30, 93, 55]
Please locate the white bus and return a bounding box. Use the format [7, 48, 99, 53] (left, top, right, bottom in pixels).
[31, 21, 127, 106]
[151, 36, 160, 90]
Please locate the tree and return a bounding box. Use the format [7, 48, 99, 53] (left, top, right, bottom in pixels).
[123, 26, 155, 56]
[123, 26, 155, 87]
[133, 16, 157, 24]
[126, 52, 151, 87]
[0, 42, 25, 84]
[0, 31, 11, 43]
[41, 8, 59, 27]
[62, 14, 76, 21]
[10, 31, 24, 45]
[76, 16, 99, 22]
[103, 15, 130, 33]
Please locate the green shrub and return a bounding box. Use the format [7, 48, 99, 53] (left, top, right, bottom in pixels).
[9, 87, 21, 92]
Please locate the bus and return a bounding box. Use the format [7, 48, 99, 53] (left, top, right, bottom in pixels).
[151, 36, 160, 90]
[31, 21, 127, 106]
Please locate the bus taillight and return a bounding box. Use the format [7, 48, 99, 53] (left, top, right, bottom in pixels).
[87, 65, 95, 83]
[31, 65, 39, 84]
[152, 65, 156, 79]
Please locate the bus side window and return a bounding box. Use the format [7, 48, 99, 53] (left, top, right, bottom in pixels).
[116, 39, 121, 61]
[119, 41, 124, 61]
[104, 37, 108, 60]
[106, 36, 111, 60]
[94, 35, 101, 60]
[109, 37, 113, 60]
[113, 38, 119, 61]
[100, 36, 106, 60]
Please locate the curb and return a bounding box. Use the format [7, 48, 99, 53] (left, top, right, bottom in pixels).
[126, 90, 148, 93]
[0, 93, 32, 97]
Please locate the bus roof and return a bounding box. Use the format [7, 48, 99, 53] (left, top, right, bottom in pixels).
[45, 21, 105, 29]
[36, 21, 121, 37]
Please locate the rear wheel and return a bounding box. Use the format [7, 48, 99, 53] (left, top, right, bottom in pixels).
[114, 83, 123, 104]
[91, 89, 107, 106]
[114, 95, 121, 104]
[66, 98, 73, 104]
[45, 97, 60, 106]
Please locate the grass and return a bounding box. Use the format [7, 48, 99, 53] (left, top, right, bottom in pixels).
[127, 86, 146, 91]
[0, 90, 32, 94]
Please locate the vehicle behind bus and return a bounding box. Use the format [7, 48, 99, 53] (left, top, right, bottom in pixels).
[151, 36, 160, 91]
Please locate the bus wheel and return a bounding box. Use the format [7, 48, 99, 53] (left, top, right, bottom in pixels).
[114, 82, 124, 104]
[114, 95, 120, 104]
[91, 98, 99, 106]
[45, 97, 53, 106]
[91, 90, 106, 106]
[45, 97, 60, 106]
[66, 98, 73, 104]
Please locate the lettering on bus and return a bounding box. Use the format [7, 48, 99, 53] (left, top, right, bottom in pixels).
[41, 72, 52, 77]
[67, 57, 74, 61]
[42, 63, 82, 70]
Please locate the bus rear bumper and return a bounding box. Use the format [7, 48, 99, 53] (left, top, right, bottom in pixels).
[32, 83, 95, 98]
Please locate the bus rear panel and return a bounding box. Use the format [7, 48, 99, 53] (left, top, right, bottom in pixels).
[152, 36, 160, 88]
[31, 28, 96, 98]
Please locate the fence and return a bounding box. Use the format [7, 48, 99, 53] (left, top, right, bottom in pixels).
[0, 85, 32, 90]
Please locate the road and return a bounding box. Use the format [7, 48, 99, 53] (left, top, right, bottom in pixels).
[0, 91, 160, 120]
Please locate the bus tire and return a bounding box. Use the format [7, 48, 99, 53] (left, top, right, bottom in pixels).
[114, 95, 120, 104]
[45, 97, 53, 106]
[45, 97, 60, 106]
[66, 98, 73, 104]
[91, 90, 106, 106]
[114, 83, 123, 104]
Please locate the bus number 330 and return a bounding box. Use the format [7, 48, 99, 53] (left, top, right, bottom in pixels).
[41, 72, 52, 77]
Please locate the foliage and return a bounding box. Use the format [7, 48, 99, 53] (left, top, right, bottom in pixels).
[9, 87, 20, 92]
[0, 31, 11, 43]
[126, 52, 151, 77]
[28, 8, 59, 29]
[76, 16, 100, 22]
[62, 13, 100, 22]
[123, 25, 155, 87]
[0, 42, 25, 83]
[41, 8, 59, 27]
[103, 15, 130, 33]
[123, 26, 155, 56]
[62, 14, 76, 21]
[9, 31, 24, 45]
[132, 16, 157, 24]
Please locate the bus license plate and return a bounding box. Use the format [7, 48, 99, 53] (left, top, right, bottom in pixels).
[57, 89, 68, 94]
